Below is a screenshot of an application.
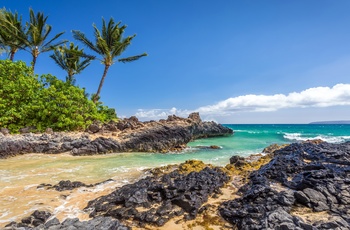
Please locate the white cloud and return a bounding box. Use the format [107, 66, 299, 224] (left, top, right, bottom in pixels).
[135, 107, 190, 120]
[197, 84, 350, 115]
[134, 84, 350, 120]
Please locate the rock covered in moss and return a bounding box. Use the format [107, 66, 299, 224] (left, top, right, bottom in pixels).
[262, 143, 289, 154]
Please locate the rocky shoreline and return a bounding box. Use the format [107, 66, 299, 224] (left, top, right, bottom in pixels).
[0, 113, 233, 158]
[4, 141, 350, 229]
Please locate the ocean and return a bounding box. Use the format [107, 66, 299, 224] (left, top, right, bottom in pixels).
[188, 124, 350, 164]
[1, 124, 350, 225]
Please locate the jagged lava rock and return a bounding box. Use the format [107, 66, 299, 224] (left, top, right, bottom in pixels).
[85, 165, 230, 227]
[0, 113, 233, 158]
[4, 211, 130, 230]
[220, 141, 350, 230]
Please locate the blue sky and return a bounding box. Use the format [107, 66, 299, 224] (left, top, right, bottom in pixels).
[2, 0, 350, 123]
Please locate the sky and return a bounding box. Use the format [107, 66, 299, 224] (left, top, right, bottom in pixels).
[2, 0, 350, 123]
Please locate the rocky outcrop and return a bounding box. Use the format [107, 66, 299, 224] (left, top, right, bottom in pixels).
[220, 141, 350, 230]
[0, 113, 233, 158]
[4, 211, 130, 230]
[85, 165, 230, 227]
[37, 179, 114, 191]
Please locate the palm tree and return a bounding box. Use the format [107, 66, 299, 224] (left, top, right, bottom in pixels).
[24, 8, 66, 71]
[50, 42, 95, 84]
[72, 17, 147, 103]
[0, 8, 27, 61]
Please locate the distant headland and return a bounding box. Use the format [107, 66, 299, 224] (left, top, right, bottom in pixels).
[309, 120, 350, 124]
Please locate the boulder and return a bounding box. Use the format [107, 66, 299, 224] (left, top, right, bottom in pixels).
[19, 126, 36, 134]
[188, 112, 202, 123]
[0, 127, 10, 135]
[88, 123, 100, 133]
[45, 128, 54, 134]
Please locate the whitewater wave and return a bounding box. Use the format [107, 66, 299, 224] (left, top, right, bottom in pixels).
[283, 133, 350, 143]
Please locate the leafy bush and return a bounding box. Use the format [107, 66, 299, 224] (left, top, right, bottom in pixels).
[0, 60, 116, 132]
[0, 60, 38, 131]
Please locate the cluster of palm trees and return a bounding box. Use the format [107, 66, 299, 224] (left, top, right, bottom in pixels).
[0, 7, 147, 102]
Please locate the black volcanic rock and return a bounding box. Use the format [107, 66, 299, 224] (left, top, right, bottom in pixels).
[0, 113, 233, 158]
[220, 142, 350, 230]
[85, 166, 230, 227]
[4, 212, 130, 230]
[37, 179, 115, 191]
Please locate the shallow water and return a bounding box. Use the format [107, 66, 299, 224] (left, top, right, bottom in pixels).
[1, 124, 349, 226]
[0, 153, 146, 226]
[0, 148, 236, 226]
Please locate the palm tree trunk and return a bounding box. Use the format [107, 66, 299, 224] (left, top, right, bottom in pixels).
[94, 64, 110, 103]
[32, 47, 39, 71]
[67, 71, 74, 84]
[32, 56, 37, 71]
[10, 52, 15, 61]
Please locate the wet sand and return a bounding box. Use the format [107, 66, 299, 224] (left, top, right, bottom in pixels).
[0, 153, 145, 227]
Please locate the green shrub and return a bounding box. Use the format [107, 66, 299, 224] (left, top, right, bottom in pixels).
[0, 60, 40, 131]
[33, 74, 101, 131]
[0, 60, 116, 132]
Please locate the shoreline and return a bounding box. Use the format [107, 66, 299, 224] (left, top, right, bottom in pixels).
[0, 113, 233, 159]
[3, 141, 350, 229]
[2, 115, 350, 229]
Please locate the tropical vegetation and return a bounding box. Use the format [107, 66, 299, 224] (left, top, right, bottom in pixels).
[24, 9, 66, 71]
[0, 8, 27, 61]
[0, 60, 114, 132]
[50, 42, 95, 84]
[72, 18, 147, 102]
[0, 7, 147, 133]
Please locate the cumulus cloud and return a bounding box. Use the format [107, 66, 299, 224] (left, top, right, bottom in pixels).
[134, 84, 350, 120]
[135, 107, 190, 120]
[197, 84, 350, 115]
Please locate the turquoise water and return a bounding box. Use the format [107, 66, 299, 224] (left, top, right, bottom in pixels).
[2, 124, 350, 181]
[186, 124, 350, 165]
[71, 124, 349, 169]
[2, 124, 350, 189]
[92, 124, 350, 168]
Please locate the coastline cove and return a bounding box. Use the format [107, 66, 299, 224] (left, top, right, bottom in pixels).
[1, 114, 350, 229]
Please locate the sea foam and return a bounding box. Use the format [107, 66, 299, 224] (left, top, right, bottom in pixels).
[283, 133, 350, 143]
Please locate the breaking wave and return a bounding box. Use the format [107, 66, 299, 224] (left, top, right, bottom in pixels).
[283, 133, 350, 143]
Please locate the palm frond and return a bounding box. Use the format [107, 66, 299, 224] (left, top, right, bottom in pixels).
[76, 58, 92, 73]
[74, 17, 147, 101]
[96, 37, 109, 56]
[118, 53, 147, 63]
[111, 34, 135, 57]
[41, 31, 65, 50]
[0, 8, 28, 56]
[42, 40, 67, 52]
[41, 24, 52, 43]
[50, 42, 94, 80]
[50, 49, 68, 70]
[72, 29, 102, 54]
